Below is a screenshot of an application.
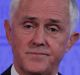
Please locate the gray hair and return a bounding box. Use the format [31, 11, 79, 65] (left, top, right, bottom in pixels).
[9, 0, 79, 34]
[70, 0, 79, 34]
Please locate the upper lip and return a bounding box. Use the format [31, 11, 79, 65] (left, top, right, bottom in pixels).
[25, 51, 50, 56]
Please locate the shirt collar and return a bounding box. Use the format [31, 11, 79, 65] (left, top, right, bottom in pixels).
[11, 65, 19, 75]
[11, 65, 58, 75]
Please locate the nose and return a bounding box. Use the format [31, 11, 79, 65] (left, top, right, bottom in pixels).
[30, 27, 46, 48]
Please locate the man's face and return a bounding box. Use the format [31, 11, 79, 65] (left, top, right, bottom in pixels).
[5, 0, 77, 74]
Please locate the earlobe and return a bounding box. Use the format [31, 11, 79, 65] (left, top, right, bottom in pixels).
[66, 32, 80, 50]
[4, 20, 12, 44]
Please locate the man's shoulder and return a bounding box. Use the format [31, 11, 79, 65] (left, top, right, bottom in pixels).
[1, 65, 12, 75]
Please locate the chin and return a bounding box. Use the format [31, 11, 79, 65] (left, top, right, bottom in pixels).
[22, 59, 50, 74]
[19, 54, 54, 74]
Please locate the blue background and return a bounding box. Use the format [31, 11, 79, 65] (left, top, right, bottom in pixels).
[0, 0, 80, 75]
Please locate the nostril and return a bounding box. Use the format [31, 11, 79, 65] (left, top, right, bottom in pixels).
[32, 42, 45, 47]
[37, 43, 45, 46]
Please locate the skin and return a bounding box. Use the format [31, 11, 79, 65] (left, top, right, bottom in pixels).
[4, 0, 80, 75]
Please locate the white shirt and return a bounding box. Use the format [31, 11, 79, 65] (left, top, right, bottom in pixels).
[11, 65, 19, 75]
[11, 65, 58, 75]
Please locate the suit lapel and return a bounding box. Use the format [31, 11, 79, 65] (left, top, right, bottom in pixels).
[1, 65, 12, 75]
[58, 72, 62, 75]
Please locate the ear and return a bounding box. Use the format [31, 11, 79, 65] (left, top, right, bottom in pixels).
[66, 32, 80, 50]
[4, 20, 12, 44]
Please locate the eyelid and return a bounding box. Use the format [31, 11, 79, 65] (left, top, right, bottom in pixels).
[48, 26, 59, 32]
[46, 23, 60, 28]
[22, 20, 39, 28]
[22, 20, 33, 25]
[23, 22, 33, 26]
[45, 23, 64, 33]
[49, 24, 58, 27]
[50, 25, 59, 29]
[48, 24, 65, 33]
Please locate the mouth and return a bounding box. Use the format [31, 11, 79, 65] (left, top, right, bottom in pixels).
[25, 52, 50, 56]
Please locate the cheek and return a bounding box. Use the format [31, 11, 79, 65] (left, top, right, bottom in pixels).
[11, 28, 34, 53]
[47, 36, 68, 63]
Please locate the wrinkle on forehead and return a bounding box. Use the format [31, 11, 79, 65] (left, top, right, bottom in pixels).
[16, 0, 70, 19]
[13, 0, 70, 27]
[19, 0, 69, 11]
[15, 0, 70, 21]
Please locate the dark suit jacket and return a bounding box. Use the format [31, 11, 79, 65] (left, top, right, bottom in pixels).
[1, 65, 12, 75]
[1, 65, 62, 75]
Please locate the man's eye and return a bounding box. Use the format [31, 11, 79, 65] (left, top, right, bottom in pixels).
[23, 22, 33, 29]
[49, 28, 58, 32]
[47, 26, 59, 32]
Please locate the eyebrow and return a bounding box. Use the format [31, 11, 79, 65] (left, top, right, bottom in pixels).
[22, 16, 37, 21]
[22, 16, 61, 23]
[48, 19, 61, 24]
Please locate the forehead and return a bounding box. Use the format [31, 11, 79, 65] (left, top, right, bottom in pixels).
[20, 0, 69, 10]
[14, 0, 70, 22]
